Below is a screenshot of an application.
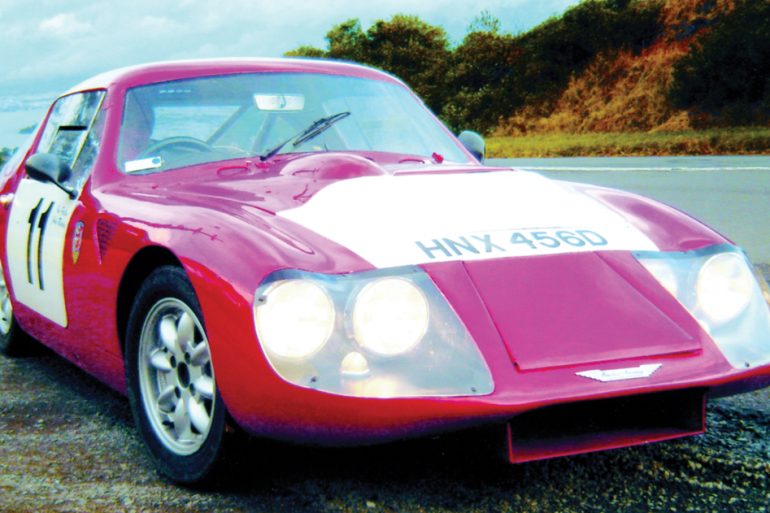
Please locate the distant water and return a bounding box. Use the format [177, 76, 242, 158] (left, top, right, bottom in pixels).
[0, 94, 55, 150]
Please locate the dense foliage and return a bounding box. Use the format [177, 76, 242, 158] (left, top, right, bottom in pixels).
[288, 1, 663, 134]
[287, 15, 452, 115]
[669, 1, 770, 125]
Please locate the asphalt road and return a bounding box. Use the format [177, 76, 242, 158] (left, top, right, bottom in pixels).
[2, 158, 770, 512]
[492, 155, 770, 264]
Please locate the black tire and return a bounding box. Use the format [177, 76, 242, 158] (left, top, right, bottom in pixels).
[0, 315, 30, 357]
[125, 265, 228, 485]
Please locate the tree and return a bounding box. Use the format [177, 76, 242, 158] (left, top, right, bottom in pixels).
[441, 17, 522, 133]
[285, 15, 452, 114]
[326, 19, 367, 62]
[361, 15, 452, 113]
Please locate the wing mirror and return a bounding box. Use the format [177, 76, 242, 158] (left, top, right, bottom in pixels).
[458, 131, 486, 163]
[25, 153, 76, 198]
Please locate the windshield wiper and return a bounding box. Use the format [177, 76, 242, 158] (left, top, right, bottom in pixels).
[259, 111, 351, 161]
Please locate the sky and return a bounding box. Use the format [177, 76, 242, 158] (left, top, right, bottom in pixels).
[0, 0, 579, 147]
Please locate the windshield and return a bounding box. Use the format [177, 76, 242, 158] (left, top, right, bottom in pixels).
[117, 72, 469, 173]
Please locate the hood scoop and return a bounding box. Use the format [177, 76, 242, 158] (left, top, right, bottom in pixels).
[464, 252, 701, 371]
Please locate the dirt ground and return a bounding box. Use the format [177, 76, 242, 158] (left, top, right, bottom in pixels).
[1, 267, 769, 513]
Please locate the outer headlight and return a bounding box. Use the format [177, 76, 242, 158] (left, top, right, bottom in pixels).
[636, 245, 770, 369]
[352, 277, 429, 356]
[696, 253, 754, 324]
[252, 267, 494, 398]
[254, 280, 335, 360]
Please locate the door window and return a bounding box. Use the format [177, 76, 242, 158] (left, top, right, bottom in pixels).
[36, 91, 105, 190]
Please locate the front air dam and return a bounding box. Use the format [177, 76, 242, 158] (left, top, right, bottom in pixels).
[506, 389, 706, 463]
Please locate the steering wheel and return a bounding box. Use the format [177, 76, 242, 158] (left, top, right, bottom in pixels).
[142, 136, 212, 156]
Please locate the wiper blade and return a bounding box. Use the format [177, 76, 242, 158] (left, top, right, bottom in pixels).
[260, 111, 351, 161]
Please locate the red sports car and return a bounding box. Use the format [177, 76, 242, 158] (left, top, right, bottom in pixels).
[1, 59, 769, 484]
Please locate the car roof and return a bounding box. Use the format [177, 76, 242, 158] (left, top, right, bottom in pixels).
[64, 58, 402, 95]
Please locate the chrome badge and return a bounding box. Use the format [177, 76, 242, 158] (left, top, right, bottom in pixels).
[576, 363, 662, 382]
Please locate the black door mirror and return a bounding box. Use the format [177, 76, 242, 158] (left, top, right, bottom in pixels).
[25, 153, 76, 198]
[458, 131, 485, 163]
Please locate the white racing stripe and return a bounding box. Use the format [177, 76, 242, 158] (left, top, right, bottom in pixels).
[280, 170, 659, 268]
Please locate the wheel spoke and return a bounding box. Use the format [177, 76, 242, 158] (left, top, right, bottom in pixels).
[188, 396, 211, 434]
[1, 299, 10, 320]
[173, 394, 192, 440]
[194, 376, 214, 400]
[189, 342, 210, 366]
[149, 350, 173, 372]
[159, 315, 179, 353]
[177, 312, 194, 352]
[157, 385, 177, 413]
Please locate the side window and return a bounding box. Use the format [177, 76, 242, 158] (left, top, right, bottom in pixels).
[68, 110, 105, 191]
[36, 91, 105, 190]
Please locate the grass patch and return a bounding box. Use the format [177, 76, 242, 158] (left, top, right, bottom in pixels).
[487, 127, 770, 158]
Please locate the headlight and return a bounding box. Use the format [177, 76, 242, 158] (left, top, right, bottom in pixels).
[254, 280, 335, 360]
[696, 253, 754, 324]
[352, 277, 429, 356]
[636, 245, 770, 369]
[252, 267, 494, 398]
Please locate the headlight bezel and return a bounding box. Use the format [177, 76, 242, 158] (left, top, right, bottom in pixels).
[636, 244, 770, 369]
[252, 266, 494, 398]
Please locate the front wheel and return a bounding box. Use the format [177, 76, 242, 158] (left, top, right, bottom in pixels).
[126, 266, 227, 484]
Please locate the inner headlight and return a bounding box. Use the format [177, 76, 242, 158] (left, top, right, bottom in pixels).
[254, 280, 335, 360]
[696, 252, 754, 324]
[352, 277, 429, 356]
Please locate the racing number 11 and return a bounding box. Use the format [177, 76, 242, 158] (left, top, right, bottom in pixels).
[26, 198, 53, 290]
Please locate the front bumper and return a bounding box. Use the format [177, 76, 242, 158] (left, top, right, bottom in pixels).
[192, 253, 770, 457]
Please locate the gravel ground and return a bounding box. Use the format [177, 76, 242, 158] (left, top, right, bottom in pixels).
[1, 267, 769, 513]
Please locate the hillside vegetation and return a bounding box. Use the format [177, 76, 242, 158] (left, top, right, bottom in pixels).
[2, 0, 766, 166]
[288, 0, 770, 142]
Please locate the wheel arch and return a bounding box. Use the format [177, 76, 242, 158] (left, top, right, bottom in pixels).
[116, 245, 184, 355]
